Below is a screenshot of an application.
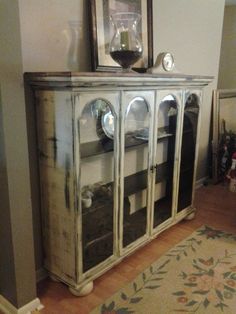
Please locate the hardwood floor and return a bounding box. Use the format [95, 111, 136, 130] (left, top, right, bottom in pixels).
[37, 184, 236, 314]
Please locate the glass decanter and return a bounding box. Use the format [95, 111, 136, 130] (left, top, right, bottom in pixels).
[109, 12, 143, 72]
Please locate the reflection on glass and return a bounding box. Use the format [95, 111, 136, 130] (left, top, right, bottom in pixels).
[153, 95, 178, 228]
[79, 99, 116, 271]
[177, 94, 199, 212]
[123, 97, 150, 247]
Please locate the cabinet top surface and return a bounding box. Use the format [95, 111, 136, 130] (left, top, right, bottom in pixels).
[24, 71, 213, 88]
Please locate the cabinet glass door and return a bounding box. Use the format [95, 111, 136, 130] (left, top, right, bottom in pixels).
[177, 93, 199, 212]
[122, 95, 152, 248]
[153, 95, 179, 228]
[78, 95, 118, 272]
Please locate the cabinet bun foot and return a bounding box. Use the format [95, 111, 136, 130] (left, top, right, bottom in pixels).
[184, 211, 196, 221]
[69, 281, 94, 296]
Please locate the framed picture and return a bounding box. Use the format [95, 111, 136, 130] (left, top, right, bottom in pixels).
[212, 89, 236, 182]
[88, 0, 153, 72]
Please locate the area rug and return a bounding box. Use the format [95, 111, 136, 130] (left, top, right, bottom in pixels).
[90, 226, 236, 314]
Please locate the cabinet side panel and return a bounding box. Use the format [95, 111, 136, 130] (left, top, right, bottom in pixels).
[35, 90, 76, 284]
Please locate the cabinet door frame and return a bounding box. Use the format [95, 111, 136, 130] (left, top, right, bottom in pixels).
[74, 91, 120, 282]
[175, 89, 203, 220]
[151, 89, 183, 235]
[119, 90, 155, 256]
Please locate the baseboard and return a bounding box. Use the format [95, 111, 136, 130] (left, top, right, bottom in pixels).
[0, 295, 43, 314]
[36, 267, 48, 283]
[195, 176, 209, 189]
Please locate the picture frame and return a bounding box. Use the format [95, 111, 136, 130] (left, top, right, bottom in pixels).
[88, 0, 153, 72]
[212, 89, 236, 183]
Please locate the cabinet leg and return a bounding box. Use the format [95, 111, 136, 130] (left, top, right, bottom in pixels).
[69, 281, 94, 297]
[185, 211, 196, 221]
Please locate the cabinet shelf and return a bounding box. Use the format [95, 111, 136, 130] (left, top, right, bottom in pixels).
[80, 137, 145, 159]
[81, 162, 170, 251]
[83, 230, 113, 272]
[83, 230, 113, 250]
[80, 127, 173, 159]
[124, 162, 170, 197]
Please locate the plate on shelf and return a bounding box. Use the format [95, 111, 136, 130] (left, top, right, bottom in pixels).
[101, 109, 115, 139]
[157, 127, 173, 139]
[133, 127, 149, 140]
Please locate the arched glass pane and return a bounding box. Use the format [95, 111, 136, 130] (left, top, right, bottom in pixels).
[153, 95, 178, 227]
[177, 94, 199, 212]
[79, 99, 116, 271]
[123, 97, 150, 247]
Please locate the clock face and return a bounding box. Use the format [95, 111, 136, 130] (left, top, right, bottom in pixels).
[162, 53, 174, 72]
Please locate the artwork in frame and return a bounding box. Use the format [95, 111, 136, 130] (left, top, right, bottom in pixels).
[212, 89, 236, 183]
[88, 0, 153, 72]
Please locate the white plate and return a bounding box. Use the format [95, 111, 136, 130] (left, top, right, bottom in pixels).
[101, 110, 114, 139]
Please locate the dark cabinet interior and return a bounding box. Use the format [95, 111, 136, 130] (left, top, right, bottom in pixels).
[82, 185, 114, 271]
[177, 94, 199, 212]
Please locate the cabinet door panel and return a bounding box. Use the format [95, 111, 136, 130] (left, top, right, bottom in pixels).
[177, 93, 200, 212]
[153, 94, 179, 228]
[121, 92, 154, 249]
[76, 93, 119, 273]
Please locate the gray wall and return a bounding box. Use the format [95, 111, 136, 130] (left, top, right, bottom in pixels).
[19, 0, 90, 72]
[218, 5, 236, 89]
[0, 0, 36, 309]
[0, 89, 17, 306]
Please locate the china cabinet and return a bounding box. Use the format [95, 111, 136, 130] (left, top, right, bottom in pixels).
[25, 72, 212, 295]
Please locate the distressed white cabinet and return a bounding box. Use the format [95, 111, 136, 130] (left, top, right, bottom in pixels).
[25, 72, 212, 295]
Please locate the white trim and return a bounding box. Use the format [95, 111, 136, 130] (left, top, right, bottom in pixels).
[195, 176, 209, 189]
[36, 267, 48, 283]
[0, 295, 43, 314]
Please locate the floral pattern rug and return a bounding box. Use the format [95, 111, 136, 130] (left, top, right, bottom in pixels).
[90, 226, 236, 314]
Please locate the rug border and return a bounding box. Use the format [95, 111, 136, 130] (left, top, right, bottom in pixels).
[90, 225, 236, 313]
